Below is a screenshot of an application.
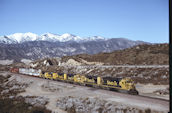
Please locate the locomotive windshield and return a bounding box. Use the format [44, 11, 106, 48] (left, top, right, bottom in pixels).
[126, 80, 134, 84]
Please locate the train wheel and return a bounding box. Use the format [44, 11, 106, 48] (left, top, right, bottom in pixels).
[86, 84, 93, 87]
[128, 89, 139, 95]
[109, 88, 118, 92]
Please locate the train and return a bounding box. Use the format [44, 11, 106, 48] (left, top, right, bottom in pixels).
[10, 67, 139, 95]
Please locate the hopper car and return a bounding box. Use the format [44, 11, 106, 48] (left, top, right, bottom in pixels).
[10, 67, 139, 95]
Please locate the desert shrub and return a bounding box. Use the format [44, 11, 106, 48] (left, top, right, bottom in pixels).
[67, 105, 76, 113]
[0, 97, 51, 113]
[145, 108, 151, 113]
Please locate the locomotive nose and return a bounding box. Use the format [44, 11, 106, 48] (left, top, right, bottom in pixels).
[126, 83, 136, 90]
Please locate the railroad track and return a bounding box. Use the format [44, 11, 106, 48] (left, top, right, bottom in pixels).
[136, 93, 169, 102]
[64, 65, 169, 68]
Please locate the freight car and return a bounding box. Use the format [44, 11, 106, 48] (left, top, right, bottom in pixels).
[19, 68, 41, 76]
[10, 67, 138, 95]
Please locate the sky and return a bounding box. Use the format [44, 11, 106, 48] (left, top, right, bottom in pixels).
[0, 0, 169, 43]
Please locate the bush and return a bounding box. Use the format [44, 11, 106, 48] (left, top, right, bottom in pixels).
[0, 98, 51, 113]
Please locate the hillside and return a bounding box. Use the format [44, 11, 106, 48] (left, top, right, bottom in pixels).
[2, 43, 167, 85]
[62, 43, 169, 65]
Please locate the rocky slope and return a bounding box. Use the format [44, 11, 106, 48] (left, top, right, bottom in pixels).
[0, 72, 168, 113]
[0, 72, 51, 113]
[62, 43, 169, 65]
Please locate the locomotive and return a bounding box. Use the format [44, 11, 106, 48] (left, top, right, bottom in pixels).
[10, 67, 139, 95]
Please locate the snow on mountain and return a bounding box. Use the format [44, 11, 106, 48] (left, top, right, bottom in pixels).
[60, 33, 82, 42]
[38, 33, 60, 42]
[0, 32, 109, 44]
[0, 36, 17, 44]
[38, 33, 83, 42]
[8, 32, 38, 43]
[0, 32, 148, 61]
[86, 36, 106, 41]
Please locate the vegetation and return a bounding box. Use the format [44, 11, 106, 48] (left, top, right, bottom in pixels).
[0, 97, 50, 113]
[0, 74, 51, 113]
[62, 43, 169, 65]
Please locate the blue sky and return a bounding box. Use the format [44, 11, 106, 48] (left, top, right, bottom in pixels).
[0, 0, 169, 43]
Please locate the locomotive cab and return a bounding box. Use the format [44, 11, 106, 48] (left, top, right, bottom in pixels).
[119, 78, 138, 95]
[119, 78, 135, 90]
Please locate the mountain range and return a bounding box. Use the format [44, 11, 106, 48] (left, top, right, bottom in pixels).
[0, 32, 148, 62]
[0, 32, 106, 44]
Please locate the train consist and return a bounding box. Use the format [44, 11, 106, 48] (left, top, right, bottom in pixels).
[10, 68, 139, 95]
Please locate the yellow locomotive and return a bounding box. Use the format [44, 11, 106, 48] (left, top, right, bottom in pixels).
[40, 71, 138, 95]
[11, 67, 138, 95]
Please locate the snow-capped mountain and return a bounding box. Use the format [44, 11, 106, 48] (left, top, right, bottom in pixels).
[8, 32, 38, 43]
[0, 32, 106, 44]
[0, 32, 149, 61]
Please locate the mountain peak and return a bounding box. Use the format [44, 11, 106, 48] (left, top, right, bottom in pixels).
[61, 33, 75, 38]
[42, 33, 60, 38]
[92, 36, 105, 39]
[7, 32, 38, 43]
[42, 33, 59, 36]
